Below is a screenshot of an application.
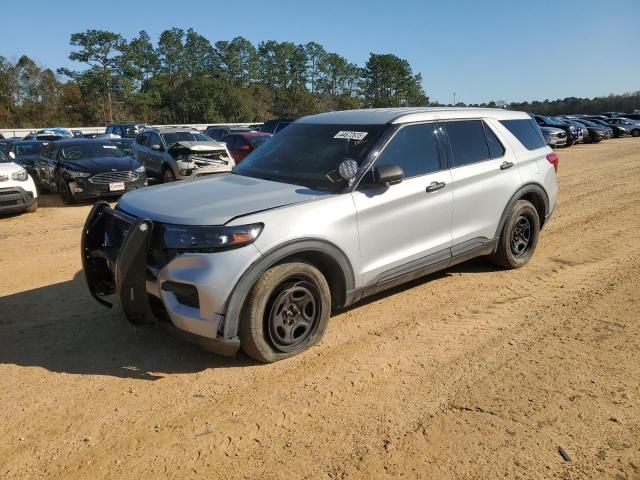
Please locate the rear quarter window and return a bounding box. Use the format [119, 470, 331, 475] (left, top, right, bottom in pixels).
[500, 119, 547, 150]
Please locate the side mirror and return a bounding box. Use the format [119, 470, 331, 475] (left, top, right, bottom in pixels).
[8, 151, 15, 160]
[374, 164, 404, 186]
[238, 145, 251, 152]
[150, 144, 162, 151]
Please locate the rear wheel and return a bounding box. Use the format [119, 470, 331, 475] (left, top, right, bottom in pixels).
[239, 261, 331, 363]
[491, 200, 540, 269]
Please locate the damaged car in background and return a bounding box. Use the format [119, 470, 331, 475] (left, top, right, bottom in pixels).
[133, 127, 234, 183]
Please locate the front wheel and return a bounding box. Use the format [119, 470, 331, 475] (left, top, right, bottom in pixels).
[59, 180, 74, 205]
[631, 129, 640, 138]
[491, 200, 540, 269]
[239, 262, 331, 363]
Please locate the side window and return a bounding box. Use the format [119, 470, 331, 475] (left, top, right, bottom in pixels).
[374, 123, 441, 178]
[442, 120, 491, 167]
[483, 122, 505, 158]
[499, 119, 547, 151]
[106, 126, 113, 134]
[150, 133, 162, 148]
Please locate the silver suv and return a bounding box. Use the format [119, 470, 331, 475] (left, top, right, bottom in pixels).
[132, 127, 234, 182]
[82, 108, 558, 362]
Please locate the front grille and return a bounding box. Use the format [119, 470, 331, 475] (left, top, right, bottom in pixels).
[103, 209, 178, 270]
[190, 151, 226, 161]
[104, 212, 130, 248]
[90, 171, 139, 184]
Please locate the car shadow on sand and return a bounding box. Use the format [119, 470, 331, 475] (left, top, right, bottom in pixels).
[0, 271, 254, 381]
[0, 258, 502, 380]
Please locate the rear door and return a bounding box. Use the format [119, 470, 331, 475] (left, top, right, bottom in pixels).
[352, 122, 454, 287]
[442, 119, 522, 248]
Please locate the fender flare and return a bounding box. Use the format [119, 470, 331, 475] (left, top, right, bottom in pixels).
[221, 239, 356, 340]
[494, 183, 550, 239]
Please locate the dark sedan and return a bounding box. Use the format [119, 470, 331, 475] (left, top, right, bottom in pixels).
[8, 141, 47, 177]
[585, 117, 627, 138]
[34, 139, 147, 204]
[571, 118, 609, 143]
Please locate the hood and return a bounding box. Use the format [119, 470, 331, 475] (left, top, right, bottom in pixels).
[15, 154, 39, 166]
[117, 173, 329, 225]
[0, 161, 24, 178]
[62, 156, 139, 173]
[168, 141, 225, 154]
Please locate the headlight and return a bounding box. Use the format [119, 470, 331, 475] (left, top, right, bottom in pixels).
[65, 169, 90, 178]
[11, 169, 28, 181]
[135, 165, 145, 173]
[162, 223, 263, 251]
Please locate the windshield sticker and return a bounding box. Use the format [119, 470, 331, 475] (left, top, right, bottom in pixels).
[334, 131, 368, 141]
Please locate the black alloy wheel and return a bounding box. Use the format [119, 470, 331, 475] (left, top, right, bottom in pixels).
[266, 278, 321, 353]
[510, 215, 532, 257]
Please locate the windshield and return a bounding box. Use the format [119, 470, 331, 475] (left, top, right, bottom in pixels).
[14, 142, 44, 156]
[247, 136, 271, 149]
[109, 139, 134, 156]
[545, 117, 566, 127]
[161, 132, 211, 146]
[233, 123, 386, 190]
[577, 119, 598, 127]
[61, 142, 126, 160]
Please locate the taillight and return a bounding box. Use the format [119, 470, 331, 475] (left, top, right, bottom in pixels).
[546, 152, 559, 173]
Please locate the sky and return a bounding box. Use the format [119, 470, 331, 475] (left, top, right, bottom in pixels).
[1, 0, 638, 104]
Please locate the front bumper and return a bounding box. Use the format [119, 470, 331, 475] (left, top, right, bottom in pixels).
[69, 175, 147, 199]
[0, 186, 36, 214]
[81, 202, 244, 356]
[548, 136, 567, 147]
[175, 165, 232, 181]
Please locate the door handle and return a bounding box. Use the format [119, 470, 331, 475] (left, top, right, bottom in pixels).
[426, 181, 446, 193]
[500, 161, 514, 170]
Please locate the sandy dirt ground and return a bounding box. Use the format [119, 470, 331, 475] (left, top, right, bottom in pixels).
[1, 138, 639, 479]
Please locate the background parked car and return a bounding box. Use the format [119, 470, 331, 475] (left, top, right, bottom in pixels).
[618, 113, 640, 122]
[604, 117, 640, 137]
[204, 125, 253, 141]
[34, 139, 147, 204]
[7, 141, 48, 178]
[585, 117, 628, 137]
[0, 148, 38, 214]
[540, 126, 567, 147]
[258, 119, 293, 135]
[133, 127, 234, 182]
[571, 118, 608, 143]
[108, 137, 135, 157]
[533, 115, 578, 146]
[105, 123, 149, 138]
[220, 131, 272, 163]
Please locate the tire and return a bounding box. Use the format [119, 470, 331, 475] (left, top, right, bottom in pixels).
[27, 199, 38, 213]
[239, 261, 331, 363]
[162, 165, 176, 183]
[632, 129, 640, 138]
[59, 179, 74, 205]
[491, 200, 540, 269]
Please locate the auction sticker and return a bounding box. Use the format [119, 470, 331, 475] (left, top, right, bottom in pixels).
[334, 131, 368, 140]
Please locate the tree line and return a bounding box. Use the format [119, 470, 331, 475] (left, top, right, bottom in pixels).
[0, 28, 638, 128]
[0, 29, 427, 127]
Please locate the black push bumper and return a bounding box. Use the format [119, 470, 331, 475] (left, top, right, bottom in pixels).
[80, 201, 240, 356]
[81, 201, 155, 324]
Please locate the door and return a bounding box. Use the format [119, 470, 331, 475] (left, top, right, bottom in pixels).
[147, 132, 165, 174]
[352, 122, 454, 287]
[134, 132, 151, 171]
[45, 144, 60, 191]
[441, 119, 522, 247]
